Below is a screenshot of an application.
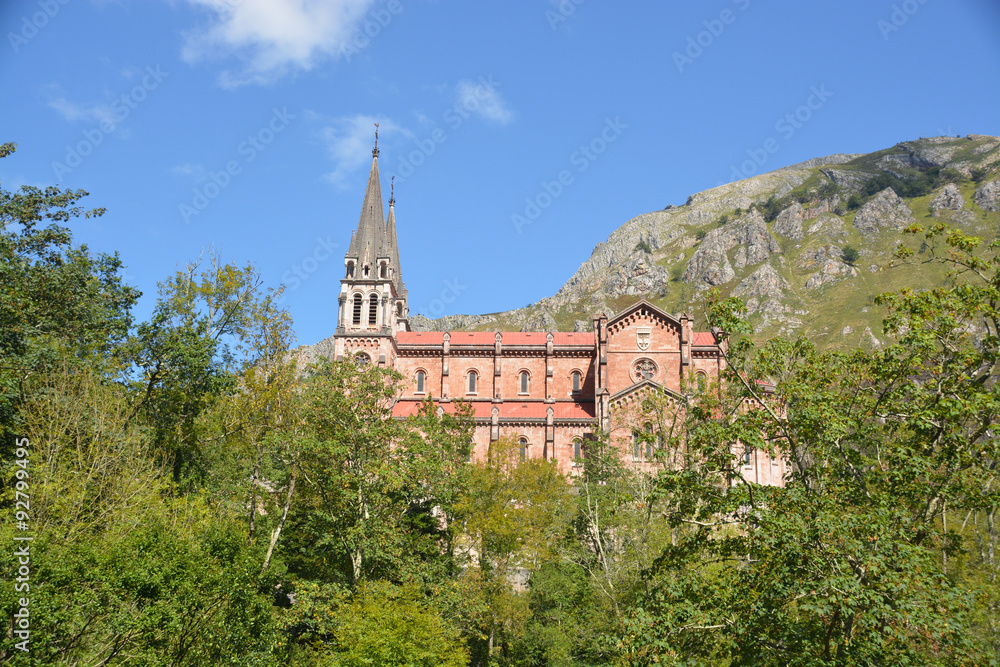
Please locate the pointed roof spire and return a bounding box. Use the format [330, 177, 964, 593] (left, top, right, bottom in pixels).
[346, 125, 386, 260]
[385, 177, 404, 295]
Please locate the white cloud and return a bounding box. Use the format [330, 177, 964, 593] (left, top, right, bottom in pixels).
[181, 0, 377, 88]
[455, 78, 513, 125]
[47, 96, 119, 128]
[319, 114, 410, 187]
[170, 163, 209, 181]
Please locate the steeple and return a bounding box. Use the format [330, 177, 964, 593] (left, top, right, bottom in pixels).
[385, 176, 407, 299]
[338, 128, 408, 337]
[346, 133, 387, 268]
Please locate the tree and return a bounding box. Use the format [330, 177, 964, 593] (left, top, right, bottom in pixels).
[126, 252, 291, 487]
[841, 244, 859, 266]
[619, 227, 1000, 664]
[0, 142, 139, 443]
[455, 437, 574, 663]
[308, 582, 468, 667]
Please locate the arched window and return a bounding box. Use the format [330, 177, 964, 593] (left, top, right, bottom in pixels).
[363, 264, 370, 277]
[368, 294, 378, 325]
[743, 445, 753, 466]
[644, 423, 654, 459]
[416, 371, 425, 393]
[352, 294, 362, 325]
[467, 371, 478, 394]
[518, 371, 529, 395]
[573, 439, 582, 461]
[633, 431, 641, 461]
[346, 261, 355, 278]
[380, 263, 387, 278]
[571, 371, 581, 393]
[519, 437, 528, 461]
[397, 302, 403, 317]
[697, 372, 708, 393]
[356, 352, 370, 367]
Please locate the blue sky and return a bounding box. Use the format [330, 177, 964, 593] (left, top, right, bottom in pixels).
[2, 0, 999, 345]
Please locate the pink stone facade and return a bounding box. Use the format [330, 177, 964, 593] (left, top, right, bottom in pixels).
[331, 146, 785, 484]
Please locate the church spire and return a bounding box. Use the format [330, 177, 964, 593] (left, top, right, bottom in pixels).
[346, 127, 386, 263]
[385, 176, 405, 297]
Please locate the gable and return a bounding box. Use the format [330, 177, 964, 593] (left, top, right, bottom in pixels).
[606, 299, 682, 352]
[609, 379, 683, 411]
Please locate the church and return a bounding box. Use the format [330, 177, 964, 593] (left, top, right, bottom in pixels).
[330, 141, 785, 484]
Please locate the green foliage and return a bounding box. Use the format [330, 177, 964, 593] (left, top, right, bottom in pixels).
[0, 503, 280, 666]
[296, 582, 468, 667]
[618, 224, 1000, 665]
[758, 194, 786, 223]
[716, 213, 730, 226]
[862, 165, 963, 199]
[841, 244, 859, 266]
[126, 252, 293, 487]
[0, 142, 139, 441]
[634, 239, 653, 254]
[695, 229, 707, 242]
[847, 192, 864, 210]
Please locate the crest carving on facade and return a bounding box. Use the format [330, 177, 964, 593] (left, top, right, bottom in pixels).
[636, 327, 651, 351]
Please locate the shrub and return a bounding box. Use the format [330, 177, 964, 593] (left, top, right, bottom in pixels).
[695, 229, 707, 242]
[760, 195, 785, 223]
[841, 245, 859, 266]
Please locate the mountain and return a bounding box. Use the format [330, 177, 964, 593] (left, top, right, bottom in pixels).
[410, 135, 1000, 347]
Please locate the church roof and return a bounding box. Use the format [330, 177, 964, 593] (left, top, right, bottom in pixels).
[346, 151, 387, 262]
[692, 331, 717, 346]
[395, 331, 596, 347]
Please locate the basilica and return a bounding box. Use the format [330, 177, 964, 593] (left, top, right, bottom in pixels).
[330, 142, 785, 485]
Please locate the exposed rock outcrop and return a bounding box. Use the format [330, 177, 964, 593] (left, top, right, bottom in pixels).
[929, 183, 965, 213]
[733, 263, 791, 316]
[773, 203, 804, 240]
[804, 257, 858, 290]
[974, 180, 1000, 212]
[852, 188, 914, 233]
[684, 211, 779, 286]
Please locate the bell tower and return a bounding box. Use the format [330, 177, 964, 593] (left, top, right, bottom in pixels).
[334, 129, 408, 365]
